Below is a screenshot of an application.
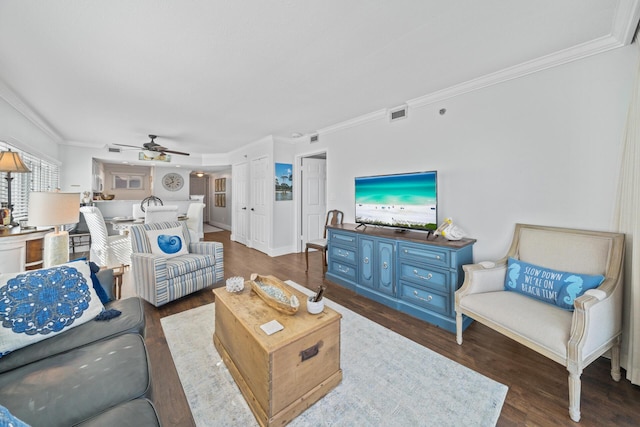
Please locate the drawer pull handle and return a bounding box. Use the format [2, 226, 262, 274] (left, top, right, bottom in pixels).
[338, 266, 350, 273]
[363, 257, 369, 264]
[383, 262, 388, 269]
[337, 250, 349, 258]
[413, 291, 433, 302]
[300, 341, 322, 362]
[413, 270, 432, 280]
[436, 255, 441, 260]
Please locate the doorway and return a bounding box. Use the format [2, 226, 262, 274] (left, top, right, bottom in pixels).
[297, 151, 327, 252]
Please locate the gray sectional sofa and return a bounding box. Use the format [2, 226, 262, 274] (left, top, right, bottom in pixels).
[0, 268, 160, 426]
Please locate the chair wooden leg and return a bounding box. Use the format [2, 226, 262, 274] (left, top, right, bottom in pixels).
[456, 312, 463, 345]
[568, 367, 582, 422]
[611, 337, 622, 381]
[322, 249, 327, 276]
[305, 247, 309, 272]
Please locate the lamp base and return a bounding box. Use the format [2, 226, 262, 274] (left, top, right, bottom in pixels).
[44, 230, 70, 268]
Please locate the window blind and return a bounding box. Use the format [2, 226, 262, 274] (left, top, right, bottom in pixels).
[0, 142, 60, 221]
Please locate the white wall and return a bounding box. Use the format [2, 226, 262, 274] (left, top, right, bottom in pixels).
[294, 45, 639, 261]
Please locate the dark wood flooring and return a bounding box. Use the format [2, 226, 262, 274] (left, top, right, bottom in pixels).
[142, 231, 640, 427]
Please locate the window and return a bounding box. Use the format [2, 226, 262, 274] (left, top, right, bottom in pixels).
[112, 174, 144, 190]
[0, 141, 60, 222]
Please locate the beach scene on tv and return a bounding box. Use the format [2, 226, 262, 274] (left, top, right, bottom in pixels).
[355, 172, 437, 231]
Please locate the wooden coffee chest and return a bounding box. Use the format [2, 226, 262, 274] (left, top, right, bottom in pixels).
[213, 283, 342, 427]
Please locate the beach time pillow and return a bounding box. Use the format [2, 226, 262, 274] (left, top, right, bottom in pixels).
[145, 226, 189, 258]
[504, 257, 605, 310]
[0, 260, 105, 358]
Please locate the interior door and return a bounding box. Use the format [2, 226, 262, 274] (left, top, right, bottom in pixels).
[301, 157, 327, 247]
[250, 156, 269, 253]
[232, 162, 249, 245]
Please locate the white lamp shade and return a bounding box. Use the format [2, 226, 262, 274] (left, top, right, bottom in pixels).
[28, 192, 80, 226]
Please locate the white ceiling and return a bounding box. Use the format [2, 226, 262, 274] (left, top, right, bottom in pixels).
[1, 1, 638, 157]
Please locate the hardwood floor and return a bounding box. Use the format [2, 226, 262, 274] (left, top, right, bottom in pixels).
[142, 231, 640, 427]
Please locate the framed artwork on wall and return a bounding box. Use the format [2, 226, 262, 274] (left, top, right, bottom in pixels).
[215, 194, 226, 207]
[275, 163, 292, 201]
[214, 178, 226, 192]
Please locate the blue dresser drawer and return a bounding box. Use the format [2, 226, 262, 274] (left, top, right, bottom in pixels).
[329, 230, 357, 248]
[329, 245, 357, 264]
[328, 260, 357, 282]
[398, 262, 451, 293]
[398, 281, 450, 316]
[398, 242, 450, 269]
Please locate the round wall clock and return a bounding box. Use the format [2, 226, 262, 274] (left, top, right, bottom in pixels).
[162, 172, 184, 191]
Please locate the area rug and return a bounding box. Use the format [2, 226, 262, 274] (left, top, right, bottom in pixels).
[161, 281, 508, 426]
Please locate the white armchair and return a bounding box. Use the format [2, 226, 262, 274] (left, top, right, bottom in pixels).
[144, 205, 178, 224]
[186, 202, 205, 242]
[455, 224, 624, 422]
[79, 206, 132, 267]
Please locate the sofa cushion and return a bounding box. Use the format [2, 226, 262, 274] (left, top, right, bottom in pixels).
[145, 226, 189, 258]
[0, 297, 145, 374]
[165, 253, 216, 279]
[74, 398, 160, 427]
[504, 257, 604, 310]
[0, 333, 150, 427]
[0, 261, 105, 358]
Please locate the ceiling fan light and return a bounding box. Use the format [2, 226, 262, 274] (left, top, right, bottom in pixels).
[143, 150, 160, 159]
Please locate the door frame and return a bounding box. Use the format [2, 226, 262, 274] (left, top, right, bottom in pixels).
[294, 148, 328, 253]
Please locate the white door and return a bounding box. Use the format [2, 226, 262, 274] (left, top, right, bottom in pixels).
[232, 162, 249, 245]
[250, 156, 269, 253]
[302, 157, 327, 247]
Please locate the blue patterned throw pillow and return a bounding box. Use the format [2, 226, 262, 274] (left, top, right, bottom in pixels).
[0, 405, 30, 427]
[504, 257, 605, 310]
[0, 261, 105, 358]
[145, 226, 189, 258]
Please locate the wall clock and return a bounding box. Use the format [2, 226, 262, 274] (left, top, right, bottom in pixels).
[162, 172, 184, 191]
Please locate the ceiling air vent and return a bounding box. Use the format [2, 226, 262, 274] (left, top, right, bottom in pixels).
[108, 147, 122, 153]
[389, 105, 408, 122]
[310, 133, 319, 143]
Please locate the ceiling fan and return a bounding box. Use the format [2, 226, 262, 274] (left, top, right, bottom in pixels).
[115, 135, 190, 156]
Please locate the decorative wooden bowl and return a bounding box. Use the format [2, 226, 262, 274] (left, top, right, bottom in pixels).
[249, 273, 300, 315]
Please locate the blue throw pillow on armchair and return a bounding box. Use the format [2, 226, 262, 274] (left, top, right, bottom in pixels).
[504, 257, 605, 310]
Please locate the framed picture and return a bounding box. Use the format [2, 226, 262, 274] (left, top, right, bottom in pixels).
[275, 163, 292, 201]
[215, 194, 226, 207]
[214, 178, 226, 192]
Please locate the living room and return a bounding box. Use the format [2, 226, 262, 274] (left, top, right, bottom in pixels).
[2, 2, 640, 426]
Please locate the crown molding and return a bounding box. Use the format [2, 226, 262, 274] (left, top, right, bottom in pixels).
[317, 109, 387, 136]
[408, 34, 627, 109]
[0, 77, 65, 145]
[612, 0, 640, 44]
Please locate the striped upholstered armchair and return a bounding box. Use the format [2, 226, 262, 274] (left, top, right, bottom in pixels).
[129, 221, 224, 307]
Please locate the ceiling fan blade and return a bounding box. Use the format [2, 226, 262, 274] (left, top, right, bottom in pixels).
[161, 149, 190, 156]
[114, 143, 141, 148]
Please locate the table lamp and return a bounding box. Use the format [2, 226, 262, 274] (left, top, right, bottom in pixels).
[28, 192, 80, 268]
[0, 149, 31, 226]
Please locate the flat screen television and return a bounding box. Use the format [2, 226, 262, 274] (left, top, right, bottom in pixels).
[355, 171, 437, 231]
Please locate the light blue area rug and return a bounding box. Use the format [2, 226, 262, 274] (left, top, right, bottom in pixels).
[161, 281, 508, 426]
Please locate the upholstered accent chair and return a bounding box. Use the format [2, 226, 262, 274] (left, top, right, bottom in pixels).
[455, 224, 624, 422]
[305, 209, 344, 275]
[80, 206, 132, 267]
[129, 221, 224, 307]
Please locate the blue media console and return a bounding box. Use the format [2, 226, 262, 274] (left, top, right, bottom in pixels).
[325, 223, 476, 333]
